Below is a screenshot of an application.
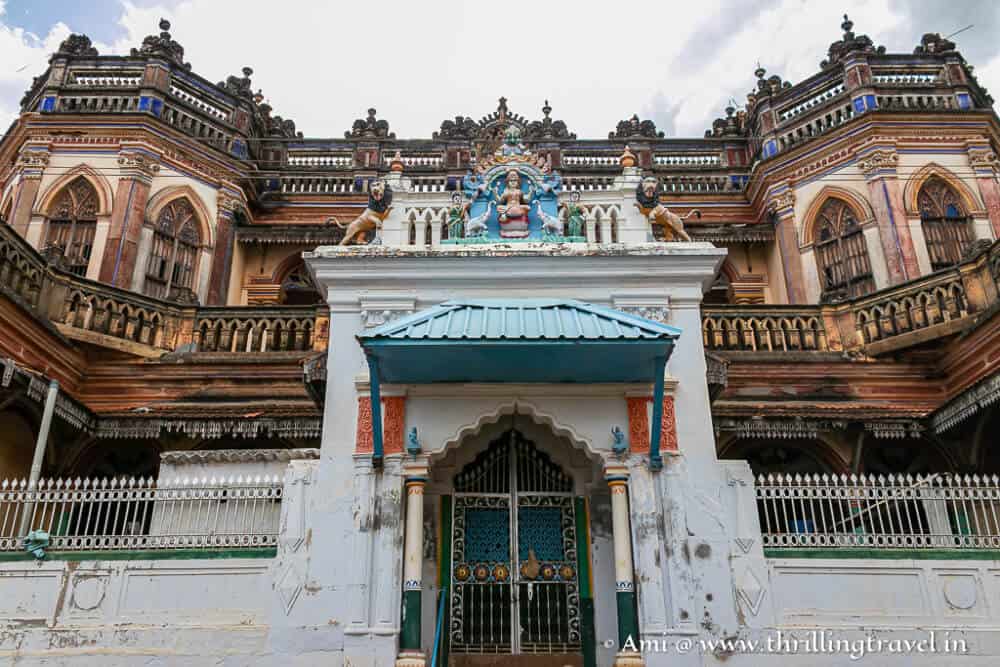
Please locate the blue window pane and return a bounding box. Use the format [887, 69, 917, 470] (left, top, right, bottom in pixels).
[517, 507, 565, 561]
[465, 509, 509, 562]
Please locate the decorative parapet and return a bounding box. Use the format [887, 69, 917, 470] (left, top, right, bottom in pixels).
[715, 417, 847, 439]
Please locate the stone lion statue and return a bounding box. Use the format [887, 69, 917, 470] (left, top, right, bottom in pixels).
[636, 177, 699, 241]
[331, 180, 393, 245]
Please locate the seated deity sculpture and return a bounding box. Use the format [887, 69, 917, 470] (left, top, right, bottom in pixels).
[494, 169, 535, 238]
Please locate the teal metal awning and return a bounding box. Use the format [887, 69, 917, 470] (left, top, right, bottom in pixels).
[357, 299, 681, 468]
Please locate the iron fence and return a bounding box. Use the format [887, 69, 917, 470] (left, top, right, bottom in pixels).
[757, 473, 1000, 550]
[0, 475, 283, 552]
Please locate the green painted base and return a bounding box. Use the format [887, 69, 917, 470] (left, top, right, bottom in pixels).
[401, 588, 422, 650]
[616, 589, 639, 650]
[0, 547, 277, 562]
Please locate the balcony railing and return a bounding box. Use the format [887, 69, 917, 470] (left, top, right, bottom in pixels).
[757, 473, 1000, 551]
[0, 223, 325, 356]
[704, 241, 1000, 355]
[1, 475, 282, 553]
[703, 306, 829, 352]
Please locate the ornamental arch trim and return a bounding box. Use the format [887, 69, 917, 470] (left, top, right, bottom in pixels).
[35, 164, 114, 217]
[799, 185, 875, 249]
[431, 400, 603, 465]
[902, 162, 983, 217]
[145, 185, 214, 248]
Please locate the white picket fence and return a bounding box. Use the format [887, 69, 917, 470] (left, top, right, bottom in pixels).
[0, 476, 283, 552]
[756, 473, 1000, 550]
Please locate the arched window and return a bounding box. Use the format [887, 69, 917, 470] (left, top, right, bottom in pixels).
[45, 177, 99, 276]
[918, 177, 973, 270]
[144, 198, 201, 300]
[812, 198, 874, 300]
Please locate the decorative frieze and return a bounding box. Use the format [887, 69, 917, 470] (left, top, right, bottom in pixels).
[766, 189, 795, 216]
[160, 448, 320, 465]
[715, 417, 847, 440]
[863, 421, 924, 439]
[96, 417, 322, 440]
[933, 372, 1000, 433]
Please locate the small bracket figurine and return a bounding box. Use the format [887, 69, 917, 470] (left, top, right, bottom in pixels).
[611, 425, 628, 457]
[24, 529, 49, 560]
[406, 427, 422, 457]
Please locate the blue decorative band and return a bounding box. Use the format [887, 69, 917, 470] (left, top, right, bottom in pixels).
[403, 579, 422, 591]
[616, 581, 634, 592]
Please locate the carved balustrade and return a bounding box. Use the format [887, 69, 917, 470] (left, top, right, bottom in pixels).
[702, 305, 829, 352]
[192, 307, 323, 353]
[0, 223, 325, 356]
[705, 242, 1000, 355]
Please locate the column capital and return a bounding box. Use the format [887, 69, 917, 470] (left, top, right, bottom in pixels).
[605, 462, 631, 483]
[403, 456, 429, 481]
[117, 150, 160, 182]
[16, 149, 50, 177]
[969, 149, 1000, 175]
[766, 187, 795, 219]
[857, 148, 899, 179]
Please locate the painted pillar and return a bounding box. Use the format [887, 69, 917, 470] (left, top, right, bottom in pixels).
[767, 188, 806, 303]
[606, 463, 643, 666]
[208, 192, 239, 305]
[398, 458, 429, 667]
[99, 151, 159, 287]
[11, 148, 49, 236]
[859, 148, 920, 283]
[969, 149, 1000, 239]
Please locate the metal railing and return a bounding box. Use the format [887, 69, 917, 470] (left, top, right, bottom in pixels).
[0, 476, 283, 552]
[757, 473, 1000, 550]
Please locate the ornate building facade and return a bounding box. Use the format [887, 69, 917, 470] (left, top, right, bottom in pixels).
[1, 15, 999, 667]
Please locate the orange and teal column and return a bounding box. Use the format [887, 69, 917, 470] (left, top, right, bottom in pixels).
[398, 460, 428, 667]
[607, 464, 644, 666]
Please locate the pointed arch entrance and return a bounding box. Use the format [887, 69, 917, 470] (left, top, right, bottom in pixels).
[448, 428, 585, 660]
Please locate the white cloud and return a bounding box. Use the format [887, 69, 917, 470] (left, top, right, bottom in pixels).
[0, 0, 997, 138]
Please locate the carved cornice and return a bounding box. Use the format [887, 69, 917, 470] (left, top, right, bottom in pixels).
[856, 149, 899, 177]
[160, 448, 320, 465]
[17, 150, 50, 172]
[96, 417, 322, 440]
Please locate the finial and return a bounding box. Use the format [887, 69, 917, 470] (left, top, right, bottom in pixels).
[159, 18, 171, 33]
[725, 105, 735, 117]
[253, 88, 264, 105]
[841, 13, 853, 35]
[389, 150, 405, 173]
[242, 66, 253, 77]
[367, 107, 377, 119]
[619, 144, 637, 169]
[754, 63, 766, 80]
[542, 99, 551, 118]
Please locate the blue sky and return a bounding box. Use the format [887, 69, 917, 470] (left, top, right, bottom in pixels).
[2, 1, 999, 139]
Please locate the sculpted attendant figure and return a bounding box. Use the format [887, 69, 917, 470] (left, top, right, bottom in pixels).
[562, 191, 586, 238]
[446, 193, 467, 240]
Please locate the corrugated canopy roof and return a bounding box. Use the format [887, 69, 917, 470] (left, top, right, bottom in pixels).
[358, 299, 681, 384]
[360, 299, 681, 342]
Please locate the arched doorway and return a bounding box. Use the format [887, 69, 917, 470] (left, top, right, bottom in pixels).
[449, 428, 584, 661]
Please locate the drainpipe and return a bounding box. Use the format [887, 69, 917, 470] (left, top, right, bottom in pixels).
[649, 355, 667, 471]
[365, 354, 384, 468]
[20, 379, 59, 535]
